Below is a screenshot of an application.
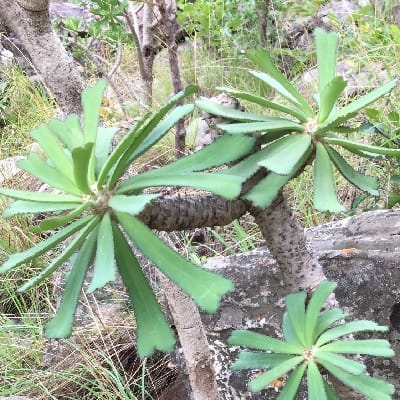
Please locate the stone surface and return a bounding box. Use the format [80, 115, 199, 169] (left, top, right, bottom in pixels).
[201, 209, 400, 399]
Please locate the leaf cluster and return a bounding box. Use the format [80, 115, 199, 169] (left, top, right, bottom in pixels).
[229, 281, 395, 399]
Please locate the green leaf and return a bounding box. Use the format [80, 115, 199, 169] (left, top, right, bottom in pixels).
[315, 28, 338, 94]
[231, 351, 294, 371]
[325, 136, 400, 158]
[316, 320, 388, 347]
[313, 308, 348, 342]
[48, 115, 83, 151]
[246, 48, 314, 116]
[0, 214, 95, 274]
[0, 188, 81, 203]
[18, 216, 99, 292]
[314, 351, 366, 375]
[248, 356, 304, 392]
[320, 360, 395, 400]
[285, 291, 307, 347]
[35, 202, 90, 232]
[282, 312, 302, 347]
[323, 378, 340, 400]
[88, 213, 115, 292]
[319, 339, 394, 357]
[71, 143, 94, 194]
[3, 201, 80, 219]
[117, 172, 244, 200]
[244, 172, 292, 209]
[108, 194, 159, 215]
[304, 281, 337, 346]
[325, 145, 379, 195]
[257, 134, 312, 175]
[276, 362, 307, 400]
[94, 127, 119, 176]
[116, 213, 233, 314]
[318, 77, 347, 123]
[217, 120, 303, 135]
[216, 87, 308, 122]
[195, 98, 278, 122]
[314, 143, 346, 212]
[228, 330, 302, 354]
[18, 154, 81, 195]
[112, 222, 175, 357]
[307, 361, 327, 400]
[318, 79, 397, 132]
[148, 134, 256, 173]
[45, 227, 98, 338]
[30, 124, 75, 182]
[82, 79, 107, 144]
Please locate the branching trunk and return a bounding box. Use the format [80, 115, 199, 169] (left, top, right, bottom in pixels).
[0, 1, 84, 115]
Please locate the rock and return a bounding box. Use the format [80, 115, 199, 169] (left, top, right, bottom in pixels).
[201, 209, 400, 399]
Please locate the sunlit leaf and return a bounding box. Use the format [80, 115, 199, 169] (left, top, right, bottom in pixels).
[307, 361, 327, 400]
[109, 194, 159, 215]
[3, 201, 79, 219]
[285, 291, 307, 347]
[231, 351, 294, 371]
[314, 351, 366, 375]
[276, 363, 307, 400]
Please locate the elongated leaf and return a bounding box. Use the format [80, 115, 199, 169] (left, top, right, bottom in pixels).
[216, 87, 308, 122]
[147, 134, 256, 174]
[318, 79, 397, 132]
[228, 330, 302, 354]
[0, 214, 94, 273]
[82, 79, 107, 144]
[307, 361, 327, 400]
[246, 48, 314, 116]
[325, 136, 400, 158]
[244, 172, 292, 209]
[30, 124, 75, 182]
[112, 222, 175, 357]
[36, 202, 90, 232]
[195, 98, 278, 122]
[231, 351, 294, 371]
[72, 143, 94, 194]
[304, 281, 337, 346]
[94, 127, 119, 175]
[285, 291, 307, 347]
[313, 308, 348, 342]
[282, 312, 302, 347]
[3, 201, 80, 219]
[48, 114, 83, 150]
[319, 339, 394, 357]
[18, 154, 81, 195]
[116, 213, 233, 313]
[117, 172, 244, 200]
[257, 134, 312, 175]
[318, 77, 347, 123]
[315, 28, 338, 94]
[316, 320, 388, 347]
[18, 216, 99, 292]
[45, 228, 98, 338]
[314, 351, 366, 375]
[276, 362, 307, 400]
[325, 145, 379, 195]
[96, 114, 151, 188]
[0, 188, 81, 203]
[249, 356, 304, 392]
[217, 120, 303, 135]
[320, 360, 395, 400]
[109, 194, 159, 215]
[314, 143, 346, 212]
[323, 378, 340, 400]
[88, 213, 115, 292]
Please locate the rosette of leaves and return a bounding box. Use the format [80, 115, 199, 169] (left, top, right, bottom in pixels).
[196, 28, 400, 212]
[0, 80, 256, 357]
[229, 281, 395, 399]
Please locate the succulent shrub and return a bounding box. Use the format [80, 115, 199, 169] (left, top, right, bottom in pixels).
[0, 80, 257, 357]
[196, 28, 400, 212]
[229, 281, 395, 399]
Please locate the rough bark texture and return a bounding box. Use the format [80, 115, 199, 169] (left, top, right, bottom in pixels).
[0, 1, 84, 115]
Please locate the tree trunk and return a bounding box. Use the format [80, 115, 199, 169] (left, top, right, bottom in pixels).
[0, 1, 84, 115]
